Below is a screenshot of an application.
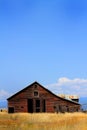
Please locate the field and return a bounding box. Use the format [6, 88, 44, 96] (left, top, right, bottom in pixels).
[0, 112, 87, 130]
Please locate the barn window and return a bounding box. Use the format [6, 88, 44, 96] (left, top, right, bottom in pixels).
[34, 84, 38, 88]
[34, 91, 39, 97]
[66, 106, 69, 112]
[8, 107, 14, 113]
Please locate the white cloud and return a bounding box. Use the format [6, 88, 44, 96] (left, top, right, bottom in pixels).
[1, 78, 87, 100]
[46, 77, 87, 97]
[0, 90, 11, 100]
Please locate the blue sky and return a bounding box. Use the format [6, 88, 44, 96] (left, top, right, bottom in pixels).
[0, 0, 87, 99]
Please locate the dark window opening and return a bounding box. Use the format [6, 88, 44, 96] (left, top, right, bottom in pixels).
[34, 84, 37, 88]
[66, 106, 69, 112]
[76, 108, 78, 112]
[34, 91, 39, 97]
[8, 107, 14, 113]
[36, 100, 40, 107]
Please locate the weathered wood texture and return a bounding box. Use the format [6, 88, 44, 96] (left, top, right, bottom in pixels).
[7, 82, 80, 113]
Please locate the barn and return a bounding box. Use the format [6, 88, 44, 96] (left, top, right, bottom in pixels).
[7, 81, 81, 113]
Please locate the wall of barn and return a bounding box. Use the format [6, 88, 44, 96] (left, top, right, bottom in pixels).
[8, 83, 80, 113]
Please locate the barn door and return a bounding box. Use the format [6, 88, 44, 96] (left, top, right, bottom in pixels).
[36, 99, 40, 112]
[28, 99, 33, 113]
[42, 99, 46, 112]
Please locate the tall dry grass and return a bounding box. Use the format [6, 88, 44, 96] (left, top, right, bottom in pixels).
[0, 112, 87, 130]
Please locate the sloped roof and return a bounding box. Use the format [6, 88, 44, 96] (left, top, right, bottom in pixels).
[7, 81, 80, 105]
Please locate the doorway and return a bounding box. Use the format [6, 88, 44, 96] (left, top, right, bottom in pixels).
[28, 99, 33, 113]
[36, 99, 40, 112]
[42, 99, 46, 112]
[28, 99, 46, 113]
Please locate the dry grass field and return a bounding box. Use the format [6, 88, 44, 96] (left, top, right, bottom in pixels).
[0, 112, 87, 130]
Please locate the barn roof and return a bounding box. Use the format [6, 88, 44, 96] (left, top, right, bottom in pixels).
[7, 81, 80, 105]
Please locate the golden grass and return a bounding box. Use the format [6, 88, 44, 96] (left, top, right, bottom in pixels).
[0, 112, 87, 130]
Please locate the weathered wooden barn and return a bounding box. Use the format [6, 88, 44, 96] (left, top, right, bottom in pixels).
[7, 81, 81, 113]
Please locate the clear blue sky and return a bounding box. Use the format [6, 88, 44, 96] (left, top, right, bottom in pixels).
[0, 0, 87, 98]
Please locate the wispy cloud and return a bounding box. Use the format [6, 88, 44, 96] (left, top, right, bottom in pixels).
[46, 77, 87, 97]
[0, 90, 11, 100]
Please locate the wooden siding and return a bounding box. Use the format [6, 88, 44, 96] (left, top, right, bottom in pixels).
[7, 82, 81, 113]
